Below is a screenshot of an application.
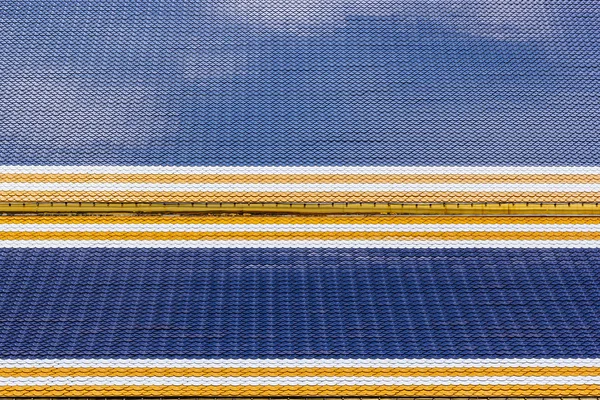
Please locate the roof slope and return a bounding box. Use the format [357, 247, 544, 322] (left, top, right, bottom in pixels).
[1, 216, 600, 396]
[0, 0, 599, 397]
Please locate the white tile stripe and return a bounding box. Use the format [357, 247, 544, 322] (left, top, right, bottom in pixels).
[0, 183, 598, 192]
[1, 224, 600, 232]
[0, 240, 599, 248]
[2, 376, 600, 386]
[2, 358, 600, 368]
[2, 166, 600, 175]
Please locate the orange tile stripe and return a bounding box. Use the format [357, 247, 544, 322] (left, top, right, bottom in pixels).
[1, 366, 599, 377]
[0, 231, 597, 241]
[0, 384, 598, 397]
[2, 173, 599, 184]
[2, 191, 600, 203]
[1, 215, 600, 225]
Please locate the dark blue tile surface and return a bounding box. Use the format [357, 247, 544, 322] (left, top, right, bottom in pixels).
[0, 247, 599, 358]
[0, 1, 598, 166]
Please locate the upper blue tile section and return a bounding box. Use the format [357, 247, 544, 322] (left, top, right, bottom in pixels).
[1, 247, 599, 358]
[0, 0, 598, 166]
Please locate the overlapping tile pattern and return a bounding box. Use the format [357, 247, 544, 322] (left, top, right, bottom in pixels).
[1, 166, 600, 204]
[2, 0, 600, 397]
[2, 1, 599, 167]
[2, 359, 600, 397]
[1, 215, 600, 248]
[1, 215, 600, 396]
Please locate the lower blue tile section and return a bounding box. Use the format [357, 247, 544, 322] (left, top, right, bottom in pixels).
[0, 248, 599, 358]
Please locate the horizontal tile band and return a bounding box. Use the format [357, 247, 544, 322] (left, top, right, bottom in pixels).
[1, 183, 599, 192]
[3, 366, 600, 378]
[1, 223, 600, 232]
[3, 174, 600, 184]
[0, 384, 598, 397]
[3, 192, 600, 204]
[3, 359, 600, 368]
[1, 240, 600, 248]
[5, 376, 600, 386]
[2, 202, 600, 216]
[3, 216, 600, 225]
[4, 166, 600, 175]
[0, 232, 597, 241]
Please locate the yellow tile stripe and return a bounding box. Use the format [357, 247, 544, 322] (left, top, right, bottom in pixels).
[0, 384, 598, 397]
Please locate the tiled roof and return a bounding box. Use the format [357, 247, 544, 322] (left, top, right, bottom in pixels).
[1, 215, 600, 396]
[1, 0, 599, 397]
